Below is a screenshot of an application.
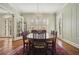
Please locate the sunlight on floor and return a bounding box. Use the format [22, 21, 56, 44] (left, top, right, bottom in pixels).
[57, 40, 63, 48]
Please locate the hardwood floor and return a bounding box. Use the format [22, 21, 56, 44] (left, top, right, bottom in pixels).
[59, 39, 79, 55]
[12, 39, 23, 49]
[0, 38, 12, 54]
[0, 38, 79, 55]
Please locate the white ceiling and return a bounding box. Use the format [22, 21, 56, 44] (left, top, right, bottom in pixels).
[9, 3, 66, 13]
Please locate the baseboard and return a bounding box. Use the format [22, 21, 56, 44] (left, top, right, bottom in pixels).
[59, 38, 79, 49]
[0, 37, 12, 38]
[16, 36, 22, 39]
[13, 36, 22, 41]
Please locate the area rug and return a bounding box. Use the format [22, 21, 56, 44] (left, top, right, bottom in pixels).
[8, 44, 69, 55]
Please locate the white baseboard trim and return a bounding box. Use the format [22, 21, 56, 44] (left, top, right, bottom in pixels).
[13, 36, 22, 41]
[16, 36, 22, 40]
[60, 38, 79, 49]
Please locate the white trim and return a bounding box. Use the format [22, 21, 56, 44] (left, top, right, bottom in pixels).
[60, 38, 79, 49]
[16, 36, 22, 40]
[13, 36, 22, 41]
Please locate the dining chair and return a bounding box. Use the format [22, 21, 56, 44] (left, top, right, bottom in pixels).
[52, 31, 57, 54]
[21, 31, 30, 54]
[31, 30, 48, 55]
[47, 31, 57, 54]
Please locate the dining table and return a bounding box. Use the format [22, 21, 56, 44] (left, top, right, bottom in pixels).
[27, 33, 54, 40]
[25, 32, 57, 54]
[26, 32, 57, 45]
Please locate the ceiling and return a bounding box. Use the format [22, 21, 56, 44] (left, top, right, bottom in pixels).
[9, 3, 66, 14]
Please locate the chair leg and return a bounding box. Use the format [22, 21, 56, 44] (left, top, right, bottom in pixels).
[23, 45, 28, 55]
[23, 46, 25, 54]
[53, 46, 56, 55]
[54, 48, 56, 54]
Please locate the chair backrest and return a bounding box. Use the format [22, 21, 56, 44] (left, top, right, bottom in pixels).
[52, 31, 57, 47]
[21, 31, 29, 44]
[31, 30, 38, 39]
[31, 30, 47, 44]
[32, 30, 46, 39]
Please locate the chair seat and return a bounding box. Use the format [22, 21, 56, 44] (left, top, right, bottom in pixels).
[24, 40, 29, 44]
[34, 46, 45, 48]
[33, 42, 46, 48]
[34, 42, 46, 45]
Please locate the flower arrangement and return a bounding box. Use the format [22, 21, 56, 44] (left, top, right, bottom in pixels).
[21, 31, 29, 36]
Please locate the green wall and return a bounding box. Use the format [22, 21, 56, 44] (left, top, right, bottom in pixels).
[56, 3, 79, 48]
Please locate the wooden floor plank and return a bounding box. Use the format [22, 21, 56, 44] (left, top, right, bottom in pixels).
[0, 38, 79, 55]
